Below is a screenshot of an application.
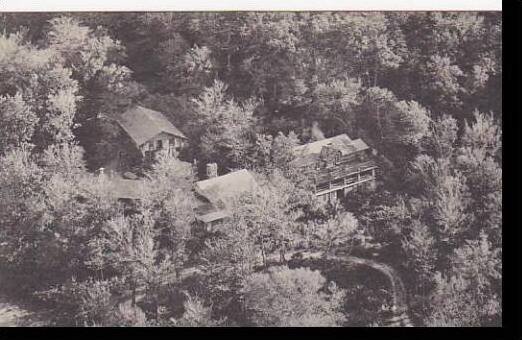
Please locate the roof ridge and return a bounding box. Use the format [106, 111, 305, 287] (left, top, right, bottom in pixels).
[195, 169, 249, 185]
[115, 105, 187, 145]
[293, 134, 352, 154]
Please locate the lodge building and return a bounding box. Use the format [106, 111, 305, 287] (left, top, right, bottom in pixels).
[291, 134, 378, 203]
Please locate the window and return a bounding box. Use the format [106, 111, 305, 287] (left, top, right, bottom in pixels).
[335, 152, 341, 164]
[156, 140, 163, 149]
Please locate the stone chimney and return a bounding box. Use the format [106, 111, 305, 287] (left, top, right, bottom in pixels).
[206, 163, 218, 179]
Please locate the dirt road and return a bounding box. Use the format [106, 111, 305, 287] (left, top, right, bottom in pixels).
[291, 251, 414, 326]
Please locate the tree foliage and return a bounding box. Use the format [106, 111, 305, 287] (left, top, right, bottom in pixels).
[0, 12, 502, 327]
[243, 266, 346, 326]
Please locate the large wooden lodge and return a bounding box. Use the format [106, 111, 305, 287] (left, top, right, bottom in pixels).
[291, 134, 378, 202]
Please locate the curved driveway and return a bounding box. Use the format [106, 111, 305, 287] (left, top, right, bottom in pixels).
[293, 251, 414, 327]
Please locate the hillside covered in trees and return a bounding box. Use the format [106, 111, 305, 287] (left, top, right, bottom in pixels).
[0, 12, 501, 327]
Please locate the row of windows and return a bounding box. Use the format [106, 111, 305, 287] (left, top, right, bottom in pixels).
[142, 138, 183, 151]
[316, 153, 341, 169]
[315, 152, 368, 169]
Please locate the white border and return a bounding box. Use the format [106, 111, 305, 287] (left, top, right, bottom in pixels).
[0, 0, 502, 12]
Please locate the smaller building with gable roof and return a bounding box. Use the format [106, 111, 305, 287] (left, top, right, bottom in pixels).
[194, 167, 259, 230]
[114, 105, 188, 163]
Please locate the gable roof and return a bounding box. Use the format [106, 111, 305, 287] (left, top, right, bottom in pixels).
[195, 169, 258, 205]
[194, 169, 258, 224]
[291, 134, 370, 167]
[350, 138, 370, 153]
[194, 202, 230, 224]
[293, 134, 352, 156]
[115, 105, 187, 146]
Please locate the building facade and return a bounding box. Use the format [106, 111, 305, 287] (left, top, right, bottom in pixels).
[114, 105, 188, 169]
[291, 134, 378, 203]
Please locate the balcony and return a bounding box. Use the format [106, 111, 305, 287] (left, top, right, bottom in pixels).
[314, 167, 377, 197]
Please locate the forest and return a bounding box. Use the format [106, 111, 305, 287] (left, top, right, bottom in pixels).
[0, 12, 502, 327]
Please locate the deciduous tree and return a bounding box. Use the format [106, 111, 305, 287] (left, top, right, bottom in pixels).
[243, 266, 346, 326]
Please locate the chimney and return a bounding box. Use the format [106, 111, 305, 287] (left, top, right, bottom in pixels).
[206, 163, 218, 179]
[311, 121, 325, 141]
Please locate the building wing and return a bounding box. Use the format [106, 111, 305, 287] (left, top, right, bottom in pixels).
[291, 134, 360, 167]
[194, 169, 258, 205]
[194, 169, 258, 224]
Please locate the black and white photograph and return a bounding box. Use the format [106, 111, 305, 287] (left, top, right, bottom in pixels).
[0, 1, 507, 329]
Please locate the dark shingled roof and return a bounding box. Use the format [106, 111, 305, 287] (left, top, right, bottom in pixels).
[115, 105, 187, 146]
[291, 134, 370, 167]
[293, 134, 352, 155]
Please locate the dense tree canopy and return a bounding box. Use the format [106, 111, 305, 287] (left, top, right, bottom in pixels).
[0, 12, 501, 327]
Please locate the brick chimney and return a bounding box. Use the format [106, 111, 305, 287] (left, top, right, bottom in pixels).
[206, 163, 218, 179]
